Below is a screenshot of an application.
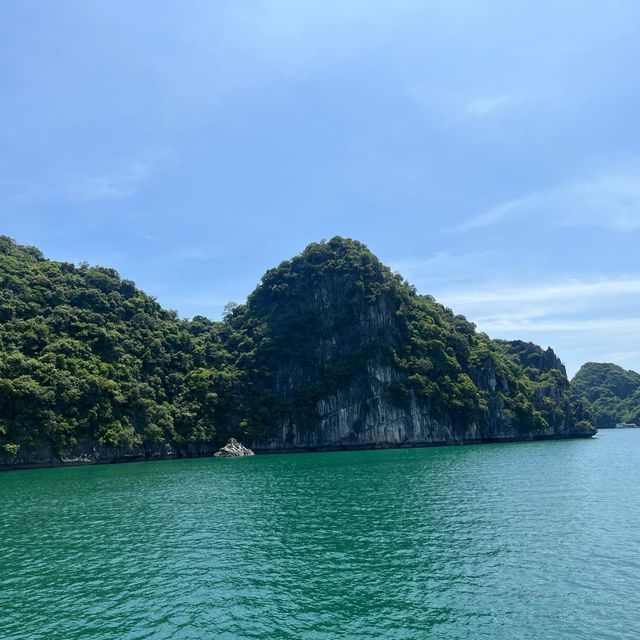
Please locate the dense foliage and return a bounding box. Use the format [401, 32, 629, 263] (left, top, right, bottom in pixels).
[223, 238, 590, 440]
[0, 235, 593, 461]
[0, 236, 238, 457]
[571, 362, 640, 428]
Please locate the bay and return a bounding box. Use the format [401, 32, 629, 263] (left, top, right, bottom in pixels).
[1, 430, 639, 639]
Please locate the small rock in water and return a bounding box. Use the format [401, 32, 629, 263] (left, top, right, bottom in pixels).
[214, 438, 255, 457]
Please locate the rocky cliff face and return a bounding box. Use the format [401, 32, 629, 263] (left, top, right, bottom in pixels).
[249, 318, 594, 453]
[228, 238, 596, 452]
[0, 235, 595, 470]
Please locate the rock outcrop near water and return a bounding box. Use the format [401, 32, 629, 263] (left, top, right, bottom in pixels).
[214, 438, 254, 457]
[0, 235, 595, 470]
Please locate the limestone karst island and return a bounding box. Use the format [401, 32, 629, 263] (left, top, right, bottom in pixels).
[0, 235, 596, 470]
[3, 3, 639, 639]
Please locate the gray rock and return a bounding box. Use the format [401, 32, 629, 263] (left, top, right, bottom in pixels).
[248, 294, 596, 454]
[214, 438, 255, 457]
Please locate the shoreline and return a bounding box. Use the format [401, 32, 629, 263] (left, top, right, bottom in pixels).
[0, 430, 597, 472]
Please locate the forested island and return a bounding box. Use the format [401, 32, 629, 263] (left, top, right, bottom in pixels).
[0, 235, 596, 469]
[571, 363, 640, 429]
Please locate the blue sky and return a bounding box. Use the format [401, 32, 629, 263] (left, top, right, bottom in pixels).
[1, 1, 639, 376]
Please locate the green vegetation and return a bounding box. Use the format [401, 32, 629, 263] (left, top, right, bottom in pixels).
[571, 362, 640, 428]
[0, 236, 238, 457]
[211, 238, 588, 440]
[0, 235, 593, 463]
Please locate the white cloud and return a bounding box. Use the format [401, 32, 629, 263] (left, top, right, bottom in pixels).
[457, 162, 640, 232]
[455, 199, 525, 231]
[432, 276, 640, 333]
[68, 152, 176, 202]
[390, 250, 494, 281]
[598, 350, 640, 367]
[439, 277, 640, 306]
[69, 163, 151, 201]
[406, 86, 520, 125]
[389, 250, 501, 295]
[1, 150, 177, 206]
[475, 316, 640, 334]
[560, 168, 640, 231]
[418, 274, 640, 376]
[463, 94, 513, 118]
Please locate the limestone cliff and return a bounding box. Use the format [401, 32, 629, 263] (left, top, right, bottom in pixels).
[225, 237, 596, 452]
[0, 235, 595, 470]
[571, 362, 640, 428]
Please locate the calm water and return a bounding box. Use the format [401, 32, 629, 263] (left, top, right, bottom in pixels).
[2, 431, 639, 640]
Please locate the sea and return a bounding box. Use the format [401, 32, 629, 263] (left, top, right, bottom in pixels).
[2, 429, 639, 639]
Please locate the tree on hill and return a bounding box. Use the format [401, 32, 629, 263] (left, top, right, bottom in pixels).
[571, 362, 640, 428]
[0, 235, 595, 465]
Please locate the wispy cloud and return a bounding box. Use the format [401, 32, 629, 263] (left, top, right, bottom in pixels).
[463, 94, 514, 119]
[440, 277, 640, 306]
[476, 316, 640, 334]
[598, 350, 640, 367]
[455, 199, 524, 231]
[433, 276, 640, 332]
[457, 162, 640, 232]
[68, 152, 176, 202]
[2, 150, 176, 206]
[390, 250, 495, 282]
[69, 162, 154, 201]
[390, 250, 503, 300]
[420, 274, 640, 376]
[561, 168, 640, 231]
[157, 247, 217, 263]
[407, 86, 520, 124]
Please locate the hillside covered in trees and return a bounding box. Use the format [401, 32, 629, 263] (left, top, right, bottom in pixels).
[0, 235, 239, 465]
[0, 235, 595, 468]
[571, 362, 640, 428]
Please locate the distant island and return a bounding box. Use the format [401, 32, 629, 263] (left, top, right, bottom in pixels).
[0, 235, 596, 470]
[571, 362, 640, 429]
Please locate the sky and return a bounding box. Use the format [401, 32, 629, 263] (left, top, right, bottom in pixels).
[1, 0, 639, 377]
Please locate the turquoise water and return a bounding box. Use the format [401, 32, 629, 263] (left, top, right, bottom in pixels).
[1, 431, 639, 639]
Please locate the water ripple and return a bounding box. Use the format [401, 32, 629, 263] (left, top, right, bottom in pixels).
[1, 432, 640, 639]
